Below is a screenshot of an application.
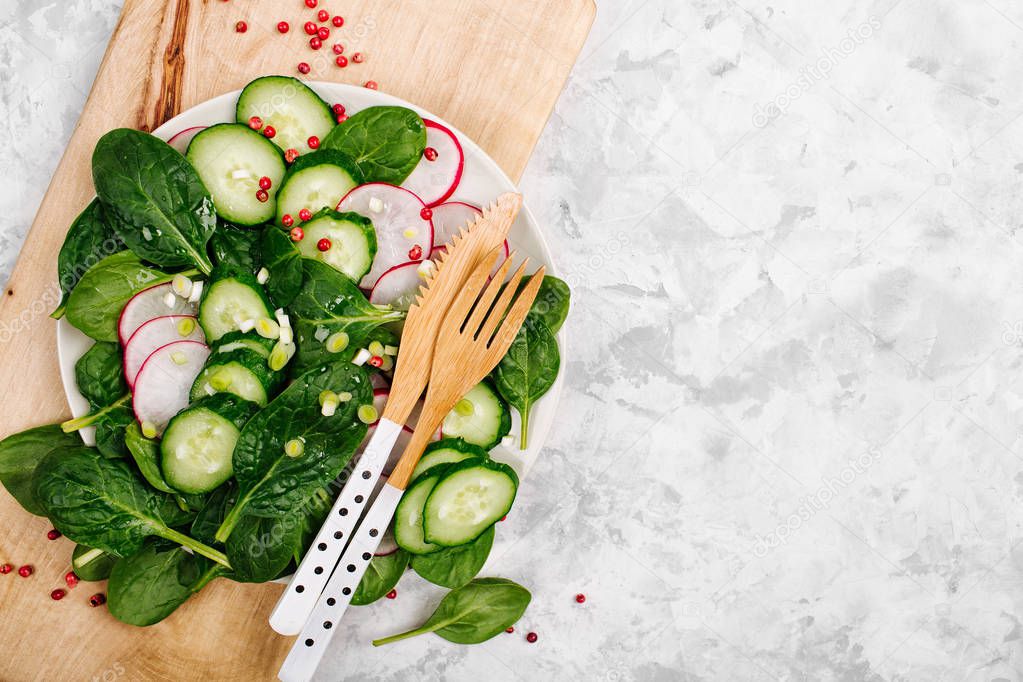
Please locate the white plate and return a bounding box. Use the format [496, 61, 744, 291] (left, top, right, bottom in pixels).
[56, 82, 565, 480]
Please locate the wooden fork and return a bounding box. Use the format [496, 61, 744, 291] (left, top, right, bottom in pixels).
[269, 194, 521, 637]
[278, 248, 545, 682]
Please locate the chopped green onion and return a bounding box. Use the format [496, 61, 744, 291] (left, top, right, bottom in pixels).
[357, 404, 378, 424]
[284, 439, 305, 458]
[368, 341, 385, 356]
[326, 331, 349, 353]
[141, 421, 158, 439]
[177, 318, 196, 337]
[256, 318, 281, 340]
[268, 342, 296, 372]
[454, 398, 475, 417]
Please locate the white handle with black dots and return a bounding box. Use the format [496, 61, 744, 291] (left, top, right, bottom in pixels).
[269, 419, 403, 636]
[277, 482, 404, 682]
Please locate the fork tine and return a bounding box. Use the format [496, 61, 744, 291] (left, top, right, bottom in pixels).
[442, 245, 503, 332]
[464, 251, 517, 339]
[486, 266, 546, 358]
[478, 258, 530, 344]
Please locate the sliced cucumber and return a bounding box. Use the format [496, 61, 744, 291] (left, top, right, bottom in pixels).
[441, 380, 511, 449]
[297, 210, 377, 282]
[411, 438, 487, 482]
[198, 268, 274, 342]
[423, 459, 518, 547]
[213, 330, 275, 359]
[274, 150, 363, 225]
[190, 345, 284, 406]
[394, 471, 446, 555]
[161, 394, 259, 494]
[186, 124, 286, 226]
[236, 76, 335, 155]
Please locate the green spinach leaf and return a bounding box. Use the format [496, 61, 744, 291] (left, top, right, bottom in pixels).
[352, 549, 410, 605]
[33, 447, 230, 567]
[72, 544, 119, 581]
[260, 226, 304, 308]
[290, 259, 404, 372]
[0, 425, 83, 516]
[52, 200, 124, 319]
[411, 525, 494, 589]
[211, 222, 260, 273]
[76, 342, 127, 407]
[124, 422, 175, 493]
[93, 403, 135, 459]
[214, 361, 372, 542]
[373, 578, 531, 646]
[107, 540, 223, 626]
[493, 316, 560, 449]
[93, 128, 216, 275]
[524, 275, 570, 334]
[321, 106, 426, 184]
[64, 251, 180, 342]
[190, 483, 235, 546]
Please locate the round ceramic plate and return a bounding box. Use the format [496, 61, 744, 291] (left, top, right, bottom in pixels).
[56, 81, 564, 480]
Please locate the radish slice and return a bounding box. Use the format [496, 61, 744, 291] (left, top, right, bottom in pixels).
[369, 261, 427, 311]
[370, 388, 389, 425]
[337, 184, 434, 288]
[370, 373, 390, 391]
[118, 283, 197, 346]
[375, 526, 399, 556]
[132, 341, 210, 435]
[167, 126, 206, 154]
[401, 120, 464, 207]
[123, 315, 205, 387]
[429, 201, 482, 253]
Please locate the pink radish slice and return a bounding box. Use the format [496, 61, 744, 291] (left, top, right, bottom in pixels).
[370, 388, 389, 426]
[337, 183, 434, 289]
[123, 315, 205, 387]
[167, 126, 206, 154]
[429, 201, 481, 252]
[369, 261, 426, 311]
[371, 373, 390, 391]
[118, 283, 197, 346]
[401, 120, 464, 207]
[132, 341, 210, 435]
[375, 526, 399, 556]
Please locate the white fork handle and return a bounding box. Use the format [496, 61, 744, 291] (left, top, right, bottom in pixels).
[269, 419, 403, 636]
[278, 483, 404, 682]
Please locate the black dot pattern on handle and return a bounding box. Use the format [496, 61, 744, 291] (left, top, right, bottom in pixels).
[323, 621, 333, 629]
[355, 495, 364, 503]
[305, 639, 314, 647]
[346, 564, 356, 572]
[362, 470, 372, 479]
[334, 531, 343, 539]
[342, 587, 351, 595]
[362, 552, 371, 560]
[369, 528, 378, 537]
[327, 598, 336, 606]
[314, 567, 323, 575]
[317, 543, 327, 551]
[295, 585, 305, 593]
[339, 508, 348, 516]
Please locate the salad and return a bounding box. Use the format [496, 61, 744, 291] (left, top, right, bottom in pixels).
[0, 76, 569, 639]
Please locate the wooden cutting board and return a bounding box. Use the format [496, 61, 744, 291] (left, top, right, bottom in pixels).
[0, 1, 594, 679]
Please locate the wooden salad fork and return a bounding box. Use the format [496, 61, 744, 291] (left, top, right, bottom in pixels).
[278, 249, 546, 682]
[268, 193, 521, 637]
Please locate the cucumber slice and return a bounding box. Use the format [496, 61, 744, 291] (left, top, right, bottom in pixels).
[186, 124, 286, 226]
[411, 438, 487, 482]
[161, 394, 259, 494]
[423, 459, 518, 547]
[213, 330, 275, 358]
[236, 76, 335, 155]
[190, 345, 284, 406]
[297, 210, 377, 282]
[441, 380, 511, 449]
[274, 150, 363, 225]
[394, 471, 446, 555]
[198, 268, 274, 342]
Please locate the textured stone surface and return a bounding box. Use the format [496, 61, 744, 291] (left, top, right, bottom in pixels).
[5, 0, 1023, 679]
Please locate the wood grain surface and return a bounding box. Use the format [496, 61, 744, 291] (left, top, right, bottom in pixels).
[0, 0, 594, 679]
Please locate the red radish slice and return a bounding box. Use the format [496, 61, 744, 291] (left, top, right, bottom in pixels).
[132, 341, 210, 435]
[370, 388, 389, 425]
[429, 201, 481, 252]
[123, 315, 205, 387]
[118, 283, 197, 346]
[375, 526, 399, 556]
[401, 120, 464, 207]
[167, 126, 206, 154]
[369, 261, 427, 311]
[337, 183, 433, 288]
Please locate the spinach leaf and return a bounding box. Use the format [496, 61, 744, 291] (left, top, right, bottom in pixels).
[93, 129, 216, 275]
[524, 275, 570, 334]
[52, 200, 124, 319]
[373, 578, 531, 646]
[64, 251, 180, 342]
[107, 540, 223, 626]
[211, 222, 260, 273]
[33, 447, 230, 568]
[290, 259, 404, 372]
[492, 316, 560, 449]
[352, 549, 410, 605]
[124, 422, 175, 493]
[411, 525, 494, 589]
[214, 361, 372, 542]
[294, 487, 332, 564]
[260, 226, 303, 308]
[321, 106, 426, 184]
[0, 425, 83, 516]
[72, 544, 119, 581]
[93, 403, 135, 459]
[76, 342, 127, 407]
[190, 483, 235, 546]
